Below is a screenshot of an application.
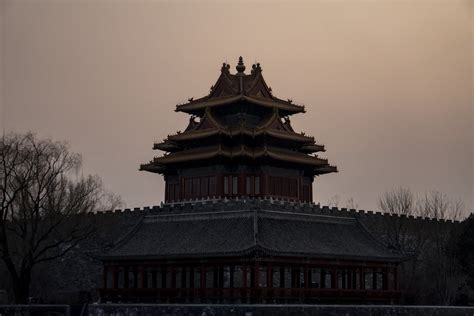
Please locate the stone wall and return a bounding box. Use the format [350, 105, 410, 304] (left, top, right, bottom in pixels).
[88, 304, 474, 316]
[0, 197, 466, 304]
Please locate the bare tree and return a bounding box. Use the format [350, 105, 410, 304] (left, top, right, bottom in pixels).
[327, 195, 358, 209]
[455, 215, 474, 294]
[327, 195, 341, 208]
[378, 187, 419, 252]
[379, 187, 415, 216]
[378, 187, 468, 304]
[345, 197, 359, 210]
[377, 187, 426, 303]
[417, 191, 466, 221]
[0, 133, 121, 303]
[417, 191, 468, 304]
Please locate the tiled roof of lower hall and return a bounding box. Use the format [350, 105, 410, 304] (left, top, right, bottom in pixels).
[101, 201, 403, 262]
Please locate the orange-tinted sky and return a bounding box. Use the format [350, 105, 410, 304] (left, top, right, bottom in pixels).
[1, 1, 472, 212]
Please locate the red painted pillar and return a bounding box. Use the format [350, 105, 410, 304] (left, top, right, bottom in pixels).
[268, 264, 272, 288]
[124, 266, 129, 289]
[304, 265, 308, 289]
[347, 268, 352, 289]
[254, 262, 259, 303]
[103, 265, 108, 289]
[394, 266, 399, 290]
[243, 264, 247, 287]
[112, 266, 118, 289]
[139, 266, 145, 288]
[331, 268, 337, 289]
[171, 266, 176, 288]
[201, 265, 206, 289]
[382, 267, 388, 291]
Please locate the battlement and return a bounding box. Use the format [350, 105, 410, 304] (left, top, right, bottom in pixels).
[91, 196, 464, 224]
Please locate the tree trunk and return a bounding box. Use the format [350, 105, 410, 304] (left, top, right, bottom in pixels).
[12, 271, 31, 304]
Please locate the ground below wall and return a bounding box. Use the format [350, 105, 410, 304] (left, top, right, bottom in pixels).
[89, 304, 474, 316]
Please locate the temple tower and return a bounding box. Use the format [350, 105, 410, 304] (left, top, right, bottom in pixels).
[140, 57, 337, 203]
[100, 58, 402, 304]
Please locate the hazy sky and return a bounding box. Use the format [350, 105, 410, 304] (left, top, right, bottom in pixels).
[1, 1, 472, 212]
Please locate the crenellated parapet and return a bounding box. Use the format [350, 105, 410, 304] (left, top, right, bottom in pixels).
[88, 197, 463, 225]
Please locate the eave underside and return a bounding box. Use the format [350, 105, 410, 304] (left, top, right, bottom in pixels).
[163, 128, 318, 145]
[140, 145, 337, 175]
[176, 95, 305, 116]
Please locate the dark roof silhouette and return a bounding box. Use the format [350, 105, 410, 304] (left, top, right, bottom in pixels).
[175, 57, 305, 116]
[141, 57, 337, 176]
[101, 205, 402, 262]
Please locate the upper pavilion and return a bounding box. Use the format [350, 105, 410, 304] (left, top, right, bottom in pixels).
[140, 57, 337, 203]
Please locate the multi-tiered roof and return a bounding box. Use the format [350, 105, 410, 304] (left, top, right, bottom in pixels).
[140, 57, 337, 178]
[99, 59, 403, 304]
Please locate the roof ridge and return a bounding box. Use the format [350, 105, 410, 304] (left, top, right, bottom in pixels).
[100, 215, 146, 258]
[353, 215, 409, 260]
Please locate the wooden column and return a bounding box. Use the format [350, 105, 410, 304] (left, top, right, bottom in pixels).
[360, 269, 365, 290]
[171, 266, 176, 288]
[307, 266, 312, 288]
[161, 266, 167, 288]
[331, 268, 336, 289]
[243, 264, 247, 288]
[268, 264, 272, 288]
[124, 266, 129, 289]
[103, 265, 108, 289]
[152, 267, 157, 289]
[320, 269, 325, 288]
[264, 174, 269, 197]
[200, 265, 206, 289]
[254, 262, 259, 288]
[382, 267, 388, 291]
[182, 266, 187, 288]
[214, 265, 219, 288]
[180, 176, 184, 200]
[113, 266, 118, 289]
[189, 266, 195, 289]
[230, 266, 234, 288]
[304, 265, 308, 289]
[280, 267, 285, 288]
[134, 266, 138, 288]
[139, 266, 145, 288]
[394, 266, 399, 290]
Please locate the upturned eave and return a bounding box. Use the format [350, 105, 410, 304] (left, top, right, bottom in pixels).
[175, 94, 305, 116]
[149, 145, 334, 169]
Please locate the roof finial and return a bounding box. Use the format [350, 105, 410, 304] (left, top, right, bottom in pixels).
[221, 62, 230, 73]
[236, 56, 246, 74]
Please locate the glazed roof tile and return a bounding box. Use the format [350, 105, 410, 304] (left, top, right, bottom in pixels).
[101, 206, 402, 262]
